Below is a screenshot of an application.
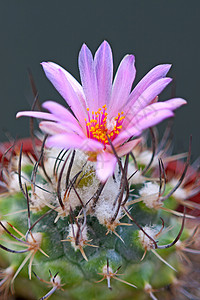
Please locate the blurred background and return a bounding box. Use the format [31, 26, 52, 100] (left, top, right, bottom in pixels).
[0, 0, 199, 158]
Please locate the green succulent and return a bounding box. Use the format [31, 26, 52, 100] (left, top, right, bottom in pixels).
[0, 138, 199, 300]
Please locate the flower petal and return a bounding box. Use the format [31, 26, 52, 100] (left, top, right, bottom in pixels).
[129, 97, 186, 128]
[123, 77, 172, 126]
[131, 109, 174, 132]
[42, 61, 84, 99]
[46, 134, 104, 152]
[114, 108, 174, 145]
[149, 98, 187, 110]
[39, 121, 70, 135]
[128, 64, 172, 106]
[96, 152, 117, 182]
[78, 44, 98, 112]
[42, 101, 78, 124]
[109, 55, 136, 117]
[94, 41, 113, 108]
[116, 138, 142, 157]
[16, 111, 57, 121]
[39, 121, 85, 137]
[41, 62, 87, 124]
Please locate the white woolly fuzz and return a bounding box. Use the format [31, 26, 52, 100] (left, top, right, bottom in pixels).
[54, 189, 85, 221]
[44, 149, 126, 223]
[29, 183, 54, 212]
[172, 187, 188, 200]
[175, 240, 183, 251]
[94, 176, 123, 227]
[102, 264, 113, 275]
[42, 147, 64, 179]
[27, 232, 43, 247]
[139, 182, 162, 209]
[169, 179, 188, 200]
[54, 175, 100, 221]
[95, 200, 122, 226]
[140, 182, 160, 197]
[12, 154, 34, 171]
[68, 223, 88, 250]
[136, 150, 158, 168]
[43, 148, 93, 185]
[144, 283, 153, 293]
[3, 171, 26, 193]
[128, 163, 146, 185]
[3, 266, 15, 277]
[43, 148, 101, 212]
[138, 226, 158, 250]
[51, 274, 61, 286]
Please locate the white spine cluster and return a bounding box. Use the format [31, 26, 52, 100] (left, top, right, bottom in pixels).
[43, 148, 100, 213]
[127, 164, 146, 185]
[169, 179, 188, 200]
[27, 232, 43, 248]
[135, 150, 158, 168]
[6, 171, 26, 194]
[68, 223, 88, 251]
[42, 148, 125, 226]
[94, 176, 123, 227]
[50, 274, 61, 286]
[138, 226, 158, 250]
[139, 182, 162, 209]
[29, 184, 54, 212]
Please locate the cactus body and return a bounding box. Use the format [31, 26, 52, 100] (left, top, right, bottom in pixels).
[0, 140, 199, 300]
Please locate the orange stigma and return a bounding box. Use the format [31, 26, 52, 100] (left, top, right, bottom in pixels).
[85, 105, 125, 147]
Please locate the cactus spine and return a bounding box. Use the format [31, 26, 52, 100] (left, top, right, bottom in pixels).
[0, 133, 199, 300]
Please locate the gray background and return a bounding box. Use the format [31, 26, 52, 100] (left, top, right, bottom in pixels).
[0, 0, 199, 158]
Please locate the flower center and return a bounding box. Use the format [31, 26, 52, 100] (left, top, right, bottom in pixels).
[85, 105, 125, 147]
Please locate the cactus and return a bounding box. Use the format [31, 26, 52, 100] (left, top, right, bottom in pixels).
[0, 133, 199, 300]
[0, 41, 200, 299]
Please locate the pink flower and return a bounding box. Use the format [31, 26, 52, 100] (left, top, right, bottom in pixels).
[16, 41, 186, 182]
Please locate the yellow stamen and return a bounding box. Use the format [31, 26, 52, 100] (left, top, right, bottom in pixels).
[85, 104, 125, 146]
